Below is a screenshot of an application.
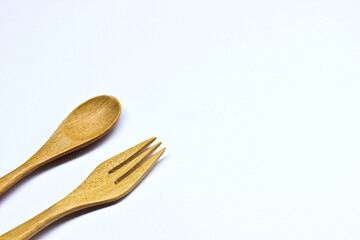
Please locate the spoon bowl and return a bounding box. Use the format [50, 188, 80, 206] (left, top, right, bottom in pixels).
[0, 95, 121, 195]
[62, 95, 120, 141]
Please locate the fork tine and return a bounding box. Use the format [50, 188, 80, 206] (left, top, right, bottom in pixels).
[113, 142, 161, 183]
[115, 148, 165, 195]
[107, 137, 156, 172]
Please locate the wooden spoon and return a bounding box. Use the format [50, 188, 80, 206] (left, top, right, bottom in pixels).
[0, 95, 121, 196]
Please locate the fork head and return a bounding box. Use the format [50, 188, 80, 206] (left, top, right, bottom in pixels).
[69, 137, 165, 206]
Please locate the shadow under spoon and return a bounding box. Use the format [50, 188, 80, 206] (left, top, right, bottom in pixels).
[0, 95, 121, 196]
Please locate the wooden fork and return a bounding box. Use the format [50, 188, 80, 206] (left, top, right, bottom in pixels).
[0, 137, 165, 240]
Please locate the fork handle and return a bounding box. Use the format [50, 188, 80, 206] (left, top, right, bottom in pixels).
[0, 196, 80, 240]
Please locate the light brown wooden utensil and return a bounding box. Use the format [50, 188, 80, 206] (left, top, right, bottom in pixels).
[0, 138, 165, 240]
[0, 95, 121, 195]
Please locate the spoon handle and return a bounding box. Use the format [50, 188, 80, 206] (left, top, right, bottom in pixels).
[0, 137, 71, 195]
[0, 160, 37, 195]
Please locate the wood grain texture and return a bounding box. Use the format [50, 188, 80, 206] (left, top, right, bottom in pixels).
[0, 95, 121, 195]
[0, 138, 165, 240]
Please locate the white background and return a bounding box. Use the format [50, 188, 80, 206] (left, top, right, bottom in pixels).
[1, 0, 360, 239]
